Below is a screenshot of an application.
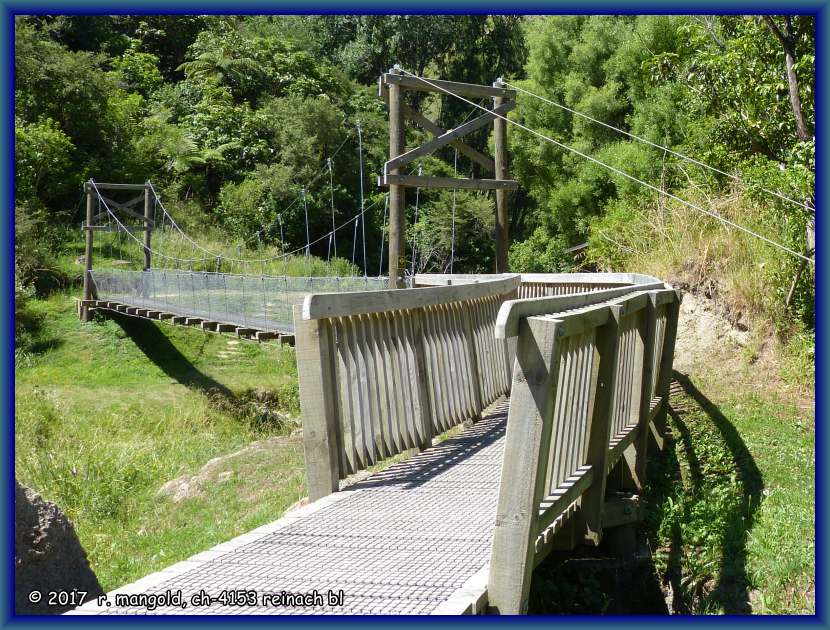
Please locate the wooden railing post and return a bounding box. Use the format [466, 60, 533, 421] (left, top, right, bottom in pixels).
[575, 304, 621, 545]
[651, 292, 681, 449]
[294, 305, 341, 501]
[622, 293, 657, 490]
[488, 316, 561, 615]
[81, 180, 95, 321]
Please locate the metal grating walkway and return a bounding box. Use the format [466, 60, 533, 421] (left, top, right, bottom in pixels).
[68, 400, 509, 615]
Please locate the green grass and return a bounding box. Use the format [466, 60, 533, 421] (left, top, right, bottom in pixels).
[645, 372, 814, 614]
[530, 371, 814, 615]
[15, 291, 306, 590]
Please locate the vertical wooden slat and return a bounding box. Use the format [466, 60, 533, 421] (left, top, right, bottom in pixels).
[473, 301, 493, 403]
[384, 314, 410, 449]
[488, 316, 562, 615]
[439, 305, 458, 430]
[548, 333, 572, 493]
[452, 302, 475, 419]
[462, 300, 484, 419]
[410, 309, 435, 450]
[333, 320, 357, 474]
[577, 333, 596, 467]
[626, 295, 657, 490]
[338, 317, 359, 470]
[294, 305, 341, 501]
[437, 305, 460, 428]
[449, 303, 469, 421]
[346, 316, 373, 467]
[357, 315, 385, 458]
[370, 313, 398, 456]
[568, 335, 589, 478]
[423, 306, 448, 432]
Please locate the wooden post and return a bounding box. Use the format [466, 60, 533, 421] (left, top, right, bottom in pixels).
[81, 181, 95, 321]
[651, 291, 681, 448]
[493, 79, 510, 273]
[143, 182, 152, 270]
[387, 67, 406, 289]
[622, 293, 657, 490]
[488, 316, 561, 614]
[575, 305, 621, 545]
[294, 305, 341, 501]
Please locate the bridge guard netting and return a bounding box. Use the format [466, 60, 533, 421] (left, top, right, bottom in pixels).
[89, 269, 389, 333]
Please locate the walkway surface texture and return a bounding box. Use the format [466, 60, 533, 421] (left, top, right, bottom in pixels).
[69, 400, 509, 615]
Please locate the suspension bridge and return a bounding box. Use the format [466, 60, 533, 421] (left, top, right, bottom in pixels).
[69, 68, 808, 616]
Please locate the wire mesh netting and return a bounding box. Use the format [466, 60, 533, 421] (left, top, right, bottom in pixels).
[90, 269, 389, 333]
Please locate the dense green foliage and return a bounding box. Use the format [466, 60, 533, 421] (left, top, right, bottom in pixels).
[14, 15, 527, 281]
[510, 16, 814, 334]
[15, 14, 814, 328]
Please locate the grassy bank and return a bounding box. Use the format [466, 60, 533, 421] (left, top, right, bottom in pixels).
[530, 364, 814, 615]
[15, 291, 305, 591]
[647, 372, 813, 614]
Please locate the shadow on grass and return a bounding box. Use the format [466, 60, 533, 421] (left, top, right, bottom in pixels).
[529, 370, 763, 614]
[106, 313, 295, 432]
[109, 312, 235, 401]
[670, 371, 763, 614]
[15, 299, 65, 358]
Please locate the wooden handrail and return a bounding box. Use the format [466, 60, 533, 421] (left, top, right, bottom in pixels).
[494, 283, 668, 340]
[295, 276, 520, 501]
[487, 286, 681, 614]
[302, 274, 521, 320]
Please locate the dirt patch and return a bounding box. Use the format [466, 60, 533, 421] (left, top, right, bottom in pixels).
[673, 291, 750, 373]
[157, 435, 300, 503]
[670, 286, 812, 414]
[15, 480, 103, 614]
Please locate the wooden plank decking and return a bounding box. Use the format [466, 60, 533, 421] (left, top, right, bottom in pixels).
[67, 400, 509, 616]
[78, 299, 295, 345]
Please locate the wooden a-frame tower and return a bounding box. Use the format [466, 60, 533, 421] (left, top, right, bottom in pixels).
[378, 67, 517, 288]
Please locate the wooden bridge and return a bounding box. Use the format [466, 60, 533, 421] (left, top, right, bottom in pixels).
[69, 272, 680, 615]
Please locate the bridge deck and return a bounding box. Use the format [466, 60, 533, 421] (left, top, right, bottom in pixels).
[68, 400, 509, 616]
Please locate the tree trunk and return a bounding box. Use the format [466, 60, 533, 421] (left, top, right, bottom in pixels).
[783, 45, 811, 142]
[763, 16, 812, 142]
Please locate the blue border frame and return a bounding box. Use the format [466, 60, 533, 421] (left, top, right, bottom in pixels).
[2, 3, 825, 627]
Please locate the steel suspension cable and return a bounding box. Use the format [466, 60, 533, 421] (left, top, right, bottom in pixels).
[410, 165, 422, 275]
[450, 148, 458, 274]
[379, 193, 389, 277]
[328, 157, 337, 260]
[357, 121, 367, 277]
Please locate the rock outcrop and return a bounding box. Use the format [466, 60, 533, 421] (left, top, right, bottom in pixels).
[15, 480, 103, 614]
